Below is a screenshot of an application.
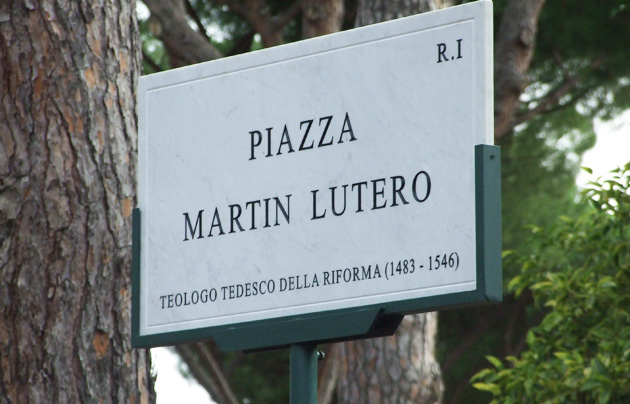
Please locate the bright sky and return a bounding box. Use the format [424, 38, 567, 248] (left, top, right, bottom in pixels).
[577, 111, 630, 187]
[152, 347, 215, 404]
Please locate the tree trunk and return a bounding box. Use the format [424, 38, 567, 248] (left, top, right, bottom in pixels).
[493, 0, 547, 139]
[0, 1, 152, 403]
[321, 3, 451, 404]
[355, 0, 452, 26]
[143, 0, 223, 67]
[336, 314, 442, 404]
[302, 0, 345, 39]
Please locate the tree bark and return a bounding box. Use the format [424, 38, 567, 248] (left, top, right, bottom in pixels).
[336, 314, 442, 404]
[143, 0, 223, 67]
[320, 0, 452, 404]
[0, 1, 152, 403]
[493, 0, 547, 140]
[318, 3, 452, 404]
[302, 0, 345, 39]
[355, 0, 452, 26]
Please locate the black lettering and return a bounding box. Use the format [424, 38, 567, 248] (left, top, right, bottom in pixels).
[371, 178, 387, 210]
[391, 175, 409, 207]
[265, 127, 273, 157]
[330, 185, 347, 216]
[229, 285, 236, 299]
[457, 38, 463, 59]
[249, 130, 262, 160]
[338, 112, 357, 143]
[160, 295, 167, 309]
[208, 207, 225, 237]
[183, 210, 204, 241]
[361, 265, 372, 279]
[318, 115, 333, 147]
[245, 200, 261, 230]
[263, 198, 271, 228]
[437, 43, 448, 63]
[277, 125, 294, 155]
[412, 171, 431, 202]
[311, 190, 326, 220]
[229, 204, 245, 233]
[299, 119, 314, 150]
[352, 181, 368, 212]
[274, 195, 291, 226]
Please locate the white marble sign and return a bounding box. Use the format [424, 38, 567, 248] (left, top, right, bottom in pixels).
[137, 1, 492, 338]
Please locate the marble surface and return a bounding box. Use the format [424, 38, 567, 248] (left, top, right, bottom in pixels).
[137, 0, 493, 336]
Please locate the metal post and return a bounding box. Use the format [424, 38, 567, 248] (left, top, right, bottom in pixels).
[290, 344, 318, 404]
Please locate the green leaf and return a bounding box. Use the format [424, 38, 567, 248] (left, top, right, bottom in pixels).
[530, 281, 552, 291]
[599, 388, 612, 404]
[473, 383, 499, 394]
[542, 312, 563, 332]
[486, 356, 504, 370]
[502, 250, 516, 259]
[526, 330, 536, 346]
[471, 368, 495, 382]
[507, 275, 522, 292]
[597, 276, 616, 289]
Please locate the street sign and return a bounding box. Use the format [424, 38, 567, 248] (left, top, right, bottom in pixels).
[133, 0, 499, 350]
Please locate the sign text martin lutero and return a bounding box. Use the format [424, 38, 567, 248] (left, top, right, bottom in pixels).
[182, 111, 432, 241]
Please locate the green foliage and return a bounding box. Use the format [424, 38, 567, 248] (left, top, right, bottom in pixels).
[497, 0, 630, 264]
[500, 109, 594, 271]
[472, 164, 630, 404]
[534, 0, 630, 117]
[495, 0, 630, 125]
[496, 0, 630, 270]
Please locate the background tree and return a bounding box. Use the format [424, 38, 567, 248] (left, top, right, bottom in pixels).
[472, 164, 630, 403]
[440, 1, 630, 402]
[0, 1, 153, 403]
[137, 0, 630, 403]
[329, 2, 451, 403]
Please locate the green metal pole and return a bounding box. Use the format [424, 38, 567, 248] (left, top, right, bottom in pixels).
[290, 344, 318, 404]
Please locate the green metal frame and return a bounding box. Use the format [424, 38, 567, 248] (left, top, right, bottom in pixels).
[290, 344, 318, 404]
[131, 145, 501, 351]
